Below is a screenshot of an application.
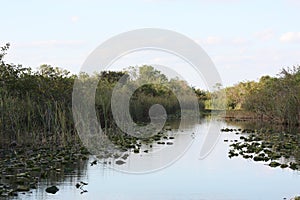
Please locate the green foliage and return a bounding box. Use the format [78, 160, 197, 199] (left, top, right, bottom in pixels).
[225, 81, 258, 110]
[129, 66, 202, 121]
[197, 83, 227, 110]
[243, 66, 300, 125]
[224, 66, 300, 125]
[0, 44, 206, 139]
[0, 43, 10, 63]
[130, 84, 180, 122]
[201, 65, 300, 126]
[3, 41, 300, 136]
[95, 71, 128, 130]
[95, 65, 203, 124]
[0, 44, 77, 144]
[5, 39, 299, 132]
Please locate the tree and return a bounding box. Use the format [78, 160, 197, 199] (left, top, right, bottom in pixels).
[0, 43, 10, 63]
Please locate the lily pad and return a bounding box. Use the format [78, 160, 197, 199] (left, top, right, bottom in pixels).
[45, 186, 59, 194]
[115, 160, 126, 165]
[17, 185, 30, 192]
[269, 161, 281, 168]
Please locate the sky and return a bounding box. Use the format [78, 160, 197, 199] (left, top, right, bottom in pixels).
[1, 0, 300, 88]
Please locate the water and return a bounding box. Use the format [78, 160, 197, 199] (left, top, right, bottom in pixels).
[17, 118, 300, 200]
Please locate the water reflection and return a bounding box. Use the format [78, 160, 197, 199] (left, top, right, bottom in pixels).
[224, 120, 300, 171]
[13, 118, 300, 200]
[226, 119, 300, 134]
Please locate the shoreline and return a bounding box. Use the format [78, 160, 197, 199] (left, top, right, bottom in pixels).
[204, 109, 300, 126]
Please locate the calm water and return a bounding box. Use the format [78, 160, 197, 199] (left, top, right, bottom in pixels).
[17, 118, 300, 200]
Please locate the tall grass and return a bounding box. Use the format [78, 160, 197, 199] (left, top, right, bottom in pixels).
[243, 67, 300, 125]
[0, 61, 76, 146]
[0, 45, 204, 147]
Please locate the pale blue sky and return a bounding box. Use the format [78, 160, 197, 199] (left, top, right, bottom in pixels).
[1, 0, 300, 87]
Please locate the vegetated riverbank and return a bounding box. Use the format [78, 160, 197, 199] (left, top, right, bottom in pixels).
[221, 108, 300, 172]
[223, 110, 259, 121]
[1, 42, 300, 198]
[0, 43, 202, 197]
[221, 124, 300, 200]
[0, 134, 89, 197]
[211, 109, 300, 126]
[0, 124, 178, 198]
[202, 109, 257, 121]
[223, 66, 300, 126]
[194, 65, 300, 126]
[221, 126, 300, 169]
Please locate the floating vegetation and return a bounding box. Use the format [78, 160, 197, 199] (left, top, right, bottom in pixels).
[115, 160, 126, 165]
[105, 127, 177, 156]
[0, 44, 187, 198]
[222, 128, 300, 171]
[0, 138, 89, 198]
[0, 126, 180, 197]
[90, 160, 97, 166]
[75, 181, 88, 194]
[45, 186, 59, 194]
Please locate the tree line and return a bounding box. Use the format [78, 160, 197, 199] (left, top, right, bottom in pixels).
[0, 43, 205, 139]
[2, 41, 298, 138]
[221, 66, 300, 125]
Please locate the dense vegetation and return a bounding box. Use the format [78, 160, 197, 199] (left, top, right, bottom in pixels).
[0, 43, 75, 145]
[2, 42, 300, 199]
[223, 67, 300, 125]
[0, 43, 206, 196]
[128, 66, 203, 122]
[0, 43, 204, 145]
[1, 42, 300, 198]
[2, 41, 300, 137]
[2, 41, 299, 141]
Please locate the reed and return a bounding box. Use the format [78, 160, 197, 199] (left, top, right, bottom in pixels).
[1, 45, 204, 146]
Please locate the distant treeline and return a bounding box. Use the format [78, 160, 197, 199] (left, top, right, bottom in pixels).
[0, 43, 205, 136]
[2, 41, 298, 136]
[223, 66, 300, 125]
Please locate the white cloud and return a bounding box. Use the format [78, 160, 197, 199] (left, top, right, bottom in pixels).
[280, 32, 300, 42]
[286, 0, 300, 6]
[213, 54, 254, 64]
[232, 37, 249, 45]
[196, 36, 253, 47]
[254, 29, 274, 41]
[71, 16, 79, 23]
[143, 0, 240, 3]
[196, 36, 222, 45]
[16, 40, 85, 48]
[206, 36, 222, 44]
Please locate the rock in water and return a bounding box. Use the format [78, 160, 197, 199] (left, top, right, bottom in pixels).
[115, 160, 126, 165]
[17, 185, 30, 192]
[90, 160, 97, 166]
[45, 186, 59, 194]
